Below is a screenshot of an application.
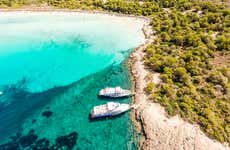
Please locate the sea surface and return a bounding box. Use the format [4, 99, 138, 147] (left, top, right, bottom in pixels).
[0, 12, 145, 149]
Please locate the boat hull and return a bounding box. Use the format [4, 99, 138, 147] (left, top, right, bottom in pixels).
[90, 110, 128, 119]
[90, 113, 113, 119]
[98, 94, 131, 98]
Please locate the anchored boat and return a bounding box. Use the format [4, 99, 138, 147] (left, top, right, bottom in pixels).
[0, 91, 3, 95]
[98, 86, 132, 98]
[90, 102, 130, 119]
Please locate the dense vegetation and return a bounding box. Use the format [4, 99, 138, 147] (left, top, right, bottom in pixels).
[1, 0, 229, 144]
[144, 6, 230, 143]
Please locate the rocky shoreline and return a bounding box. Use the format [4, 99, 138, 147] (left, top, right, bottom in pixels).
[129, 16, 230, 150]
[128, 21, 155, 149]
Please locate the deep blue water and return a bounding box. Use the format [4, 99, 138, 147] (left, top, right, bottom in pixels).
[0, 12, 144, 149]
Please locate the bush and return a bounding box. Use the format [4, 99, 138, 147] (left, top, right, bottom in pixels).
[215, 34, 230, 51]
[206, 71, 228, 86]
[145, 82, 155, 94]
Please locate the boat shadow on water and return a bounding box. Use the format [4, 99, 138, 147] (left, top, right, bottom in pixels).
[97, 95, 132, 100]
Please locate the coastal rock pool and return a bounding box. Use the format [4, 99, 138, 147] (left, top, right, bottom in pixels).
[0, 12, 145, 149]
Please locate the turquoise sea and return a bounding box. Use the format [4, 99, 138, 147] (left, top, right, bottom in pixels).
[0, 12, 145, 150]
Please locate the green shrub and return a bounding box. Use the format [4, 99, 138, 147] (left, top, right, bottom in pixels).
[145, 82, 155, 94]
[206, 71, 228, 86]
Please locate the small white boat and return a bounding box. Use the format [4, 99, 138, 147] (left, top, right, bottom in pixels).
[90, 102, 130, 119]
[0, 91, 3, 95]
[98, 86, 132, 98]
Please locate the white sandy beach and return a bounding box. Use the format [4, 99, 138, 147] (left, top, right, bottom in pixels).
[0, 8, 149, 22]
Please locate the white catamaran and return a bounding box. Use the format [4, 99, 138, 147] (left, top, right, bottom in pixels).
[98, 86, 132, 98]
[90, 102, 130, 119]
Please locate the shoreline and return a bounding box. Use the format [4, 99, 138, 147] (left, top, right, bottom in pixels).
[0, 8, 229, 150]
[0, 8, 150, 22]
[128, 21, 155, 149]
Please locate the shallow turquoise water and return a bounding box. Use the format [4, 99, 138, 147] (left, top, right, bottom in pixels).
[0, 12, 144, 149]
